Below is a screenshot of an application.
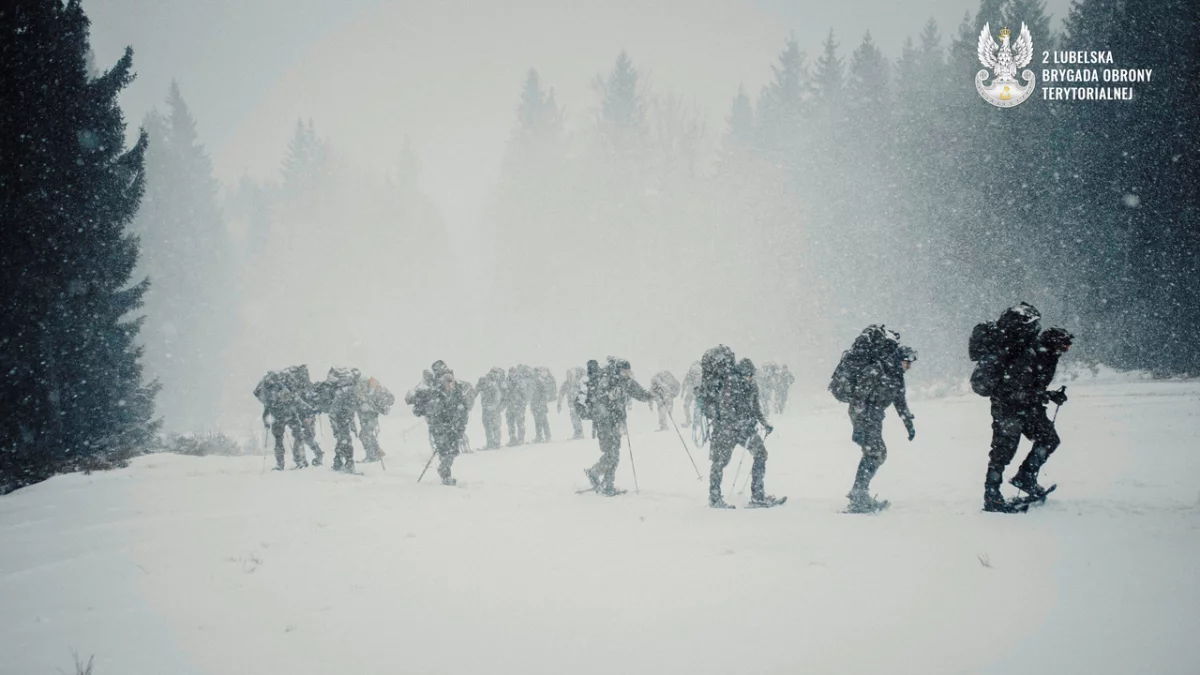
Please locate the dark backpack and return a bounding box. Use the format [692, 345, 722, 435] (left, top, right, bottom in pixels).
[828, 325, 899, 404]
[969, 321, 1003, 397]
[698, 345, 736, 420]
[253, 371, 296, 414]
[574, 360, 600, 421]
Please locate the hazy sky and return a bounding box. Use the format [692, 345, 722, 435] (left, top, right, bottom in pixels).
[88, 0, 1070, 229]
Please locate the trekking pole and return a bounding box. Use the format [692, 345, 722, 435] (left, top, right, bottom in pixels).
[665, 408, 703, 480]
[730, 447, 747, 493]
[626, 429, 640, 494]
[1051, 386, 1066, 424]
[736, 424, 772, 496]
[417, 446, 437, 483]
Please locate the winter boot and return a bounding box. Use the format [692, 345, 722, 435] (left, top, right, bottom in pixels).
[311, 453, 323, 467]
[750, 494, 784, 508]
[293, 459, 309, 470]
[584, 467, 602, 491]
[983, 486, 1023, 513]
[845, 488, 881, 513]
[709, 495, 735, 509]
[1009, 470, 1047, 498]
[273, 460, 285, 471]
[441, 476, 457, 487]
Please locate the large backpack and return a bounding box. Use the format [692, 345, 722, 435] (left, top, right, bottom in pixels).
[697, 345, 736, 421]
[253, 370, 296, 414]
[574, 360, 600, 421]
[969, 318, 1011, 397]
[363, 377, 395, 415]
[829, 326, 899, 404]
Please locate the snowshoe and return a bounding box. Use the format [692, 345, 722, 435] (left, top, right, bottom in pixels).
[1010, 483, 1057, 508]
[709, 497, 736, 510]
[748, 495, 788, 509]
[360, 456, 380, 463]
[598, 486, 627, 497]
[292, 460, 308, 470]
[272, 464, 285, 472]
[843, 497, 889, 514]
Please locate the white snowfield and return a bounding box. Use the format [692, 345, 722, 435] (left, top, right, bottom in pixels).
[2, 378, 1199, 675]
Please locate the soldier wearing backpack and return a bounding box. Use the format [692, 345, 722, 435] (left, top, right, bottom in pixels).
[427, 371, 471, 485]
[558, 367, 587, 440]
[323, 367, 363, 473]
[706, 356, 781, 509]
[254, 365, 325, 471]
[681, 361, 701, 427]
[530, 367, 557, 443]
[583, 358, 653, 496]
[775, 365, 795, 414]
[356, 376, 395, 463]
[829, 326, 916, 513]
[649, 370, 681, 431]
[970, 303, 1073, 511]
[503, 366, 530, 446]
[477, 368, 507, 449]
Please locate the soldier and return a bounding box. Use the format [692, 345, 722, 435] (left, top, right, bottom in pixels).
[323, 366, 362, 473]
[504, 365, 529, 446]
[706, 357, 782, 509]
[356, 376, 395, 462]
[558, 367, 586, 440]
[830, 326, 916, 513]
[775, 364, 795, 414]
[757, 362, 777, 417]
[681, 361, 701, 427]
[476, 367, 506, 449]
[649, 370, 681, 431]
[583, 358, 653, 496]
[254, 365, 324, 470]
[976, 303, 1073, 512]
[530, 366, 557, 443]
[428, 372, 471, 485]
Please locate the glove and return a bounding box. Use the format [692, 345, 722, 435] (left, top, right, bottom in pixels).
[1046, 387, 1068, 406]
[903, 416, 916, 441]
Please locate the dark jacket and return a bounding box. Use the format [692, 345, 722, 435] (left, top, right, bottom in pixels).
[590, 366, 652, 425]
[992, 332, 1058, 409]
[428, 382, 470, 441]
[718, 376, 769, 433]
[851, 356, 912, 420]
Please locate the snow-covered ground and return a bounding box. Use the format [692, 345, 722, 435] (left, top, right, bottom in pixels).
[2, 379, 1199, 675]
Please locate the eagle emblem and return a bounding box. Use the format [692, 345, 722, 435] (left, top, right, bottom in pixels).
[976, 23, 1036, 108]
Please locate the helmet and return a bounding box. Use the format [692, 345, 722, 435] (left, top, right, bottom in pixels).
[898, 346, 918, 363]
[999, 302, 1041, 332]
[1041, 326, 1074, 352]
[737, 358, 756, 376]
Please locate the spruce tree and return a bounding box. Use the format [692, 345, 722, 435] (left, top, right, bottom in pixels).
[0, 0, 159, 490]
[133, 82, 233, 432]
[756, 33, 808, 161]
[595, 51, 646, 156]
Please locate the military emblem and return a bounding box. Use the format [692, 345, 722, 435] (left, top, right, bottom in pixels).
[976, 23, 1036, 108]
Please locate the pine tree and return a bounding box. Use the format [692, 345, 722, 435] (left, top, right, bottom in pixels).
[0, 0, 159, 489]
[281, 118, 326, 199]
[133, 81, 234, 432]
[756, 33, 808, 159]
[595, 51, 646, 155]
[811, 29, 845, 107]
[725, 84, 755, 150]
[846, 32, 889, 121]
[506, 69, 564, 178]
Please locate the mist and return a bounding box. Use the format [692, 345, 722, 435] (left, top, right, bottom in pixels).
[79, 0, 1200, 439]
